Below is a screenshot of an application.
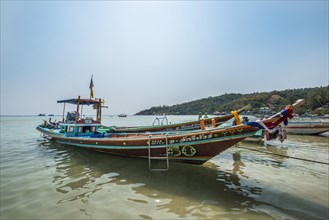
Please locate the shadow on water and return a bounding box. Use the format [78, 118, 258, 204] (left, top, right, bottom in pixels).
[234, 142, 289, 170]
[37, 139, 328, 220]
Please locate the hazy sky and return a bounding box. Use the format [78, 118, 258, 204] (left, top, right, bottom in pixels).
[1, 1, 328, 115]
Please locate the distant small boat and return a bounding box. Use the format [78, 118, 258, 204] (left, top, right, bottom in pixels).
[48, 114, 54, 116]
[38, 114, 45, 116]
[118, 114, 127, 117]
[283, 121, 329, 135]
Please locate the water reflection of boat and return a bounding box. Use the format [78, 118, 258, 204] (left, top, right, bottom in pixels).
[38, 140, 270, 219]
[232, 151, 246, 177]
[283, 121, 329, 135]
[39, 139, 328, 219]
[233, 142, 288, 167]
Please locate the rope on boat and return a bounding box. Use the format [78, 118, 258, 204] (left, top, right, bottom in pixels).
[235, 145, 329, 165]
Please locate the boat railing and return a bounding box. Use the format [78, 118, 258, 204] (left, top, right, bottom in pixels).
[152, 116, 169, 126]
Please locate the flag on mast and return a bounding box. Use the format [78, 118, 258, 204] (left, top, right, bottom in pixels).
[89, 75, 94, 99]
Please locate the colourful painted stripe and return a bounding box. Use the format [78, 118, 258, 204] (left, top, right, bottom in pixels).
[54, 131, 255, 150]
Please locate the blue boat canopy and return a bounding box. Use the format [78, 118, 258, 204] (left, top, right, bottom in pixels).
[57, 98, 101, 105]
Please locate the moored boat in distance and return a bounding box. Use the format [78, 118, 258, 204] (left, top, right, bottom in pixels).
[283, 121, 329, 135]
[118, 114, 127, 117]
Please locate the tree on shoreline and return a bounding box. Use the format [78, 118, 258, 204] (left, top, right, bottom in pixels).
[136, 86, 329, 116]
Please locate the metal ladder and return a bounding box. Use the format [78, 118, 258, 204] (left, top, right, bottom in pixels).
[148, 134, 169, 171]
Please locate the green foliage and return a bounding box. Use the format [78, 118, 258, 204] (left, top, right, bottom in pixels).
[136, 86, 329, 115]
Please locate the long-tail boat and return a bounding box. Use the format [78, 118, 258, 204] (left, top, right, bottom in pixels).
[102, 105, 250, 133]
[36, 95, 304, 167]
[283, 121, 329, 135]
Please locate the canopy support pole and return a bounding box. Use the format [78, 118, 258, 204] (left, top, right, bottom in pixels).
[62, 103, 66, 122]
[96, 98, 100, 123]
[81, 105, 83, 119]
[75, 96, 80, 122]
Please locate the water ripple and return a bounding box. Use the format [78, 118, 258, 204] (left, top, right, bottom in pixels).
[1, 116, 328, 219]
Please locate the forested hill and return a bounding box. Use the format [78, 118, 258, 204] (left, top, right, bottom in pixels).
[135, 86, 329, 115]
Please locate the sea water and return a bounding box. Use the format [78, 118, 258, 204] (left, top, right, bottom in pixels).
[0, 115, 328, 219]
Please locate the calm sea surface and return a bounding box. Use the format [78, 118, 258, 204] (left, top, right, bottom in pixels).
[1, 116, 328, 220]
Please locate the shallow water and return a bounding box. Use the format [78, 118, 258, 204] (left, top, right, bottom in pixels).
[1, 116, 328, 219]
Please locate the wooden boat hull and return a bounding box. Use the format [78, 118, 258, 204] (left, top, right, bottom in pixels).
[63, 139, 245, 165]
[283, 122, 329, 135]
[37, 125, 258, 165]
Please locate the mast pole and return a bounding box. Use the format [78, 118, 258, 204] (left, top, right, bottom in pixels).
[96, 98, 100, 122]
[99, 99, 102, 123]
[81, 105, 83, 119]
